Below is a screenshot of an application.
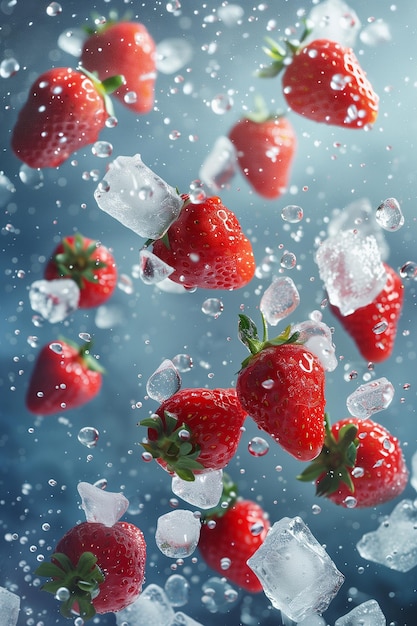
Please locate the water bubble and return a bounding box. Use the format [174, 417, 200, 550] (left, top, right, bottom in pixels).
[400, 261, 417, 280]
[344, 496, 357, 508]
[372, 320, 388, 335]
[105, 116, 118, 128]
[211, 93, 233, 115]
[0, 57, 20, 78]
[188, 179, 206, 203]
[166, 0, 181, 12]
[375, 197, 404, 231]
[220, 557, 231, 570]
[352, 467, 365, 478]
[250, 521, 265, 536]
[77, 427, 99, 448]
[164, 574, 190, 607]
[201, 298, 224, 318]
[78, 332, 91, 342]
[19, 165, 44, 189]
[280, 251, 297, 269]
[92, 141, 113, 158]
[281, 204, 303, 223]
[46, 2, 62, 16]
[169, 130, 181, 140]
[54, 587, 70, 601]
[172, 353, 193, 372]
[124, 91, 138, 104]
[248, 436, 269, 457]
[312, 504, 322, 515]
[49, 342, 63, 354]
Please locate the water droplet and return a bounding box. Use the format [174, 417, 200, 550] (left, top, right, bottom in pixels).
[105, 116, 118, 128]
[372, 320, 388, 335]
[280, 251, 297, 269]
[211, 93, 233, 115]
[201, 298, 224, 318]
[281, 204, 303, 223]
[330, 73, 351, 91]
[220, 557, 231, 570]
[55, 587, 70, 601]
[0, 57, 20, 78]
[46, 2, 62, 16]
[92, 141, 113, 158]
[189, 179, 206, 203]
[376, 197, 404, 231]
[49, 342, 63, 354]
[344, 496, 357, 508]
[248, 436, 269, 457]
[172, 353, 193, 372]
[400, 261, 417, 280]
[169, 130, 181, 140]
[312, 504, 321, 515]
[77, 427, 99, 448]
[166, 0, 181, 12]
[352, 466, 365, 478]
[250, 521, 265, 535]
[124, 91, 138, 104]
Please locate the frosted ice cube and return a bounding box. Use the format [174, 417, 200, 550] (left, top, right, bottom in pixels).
[168, 612, 204, 626]
[360, 19, 392, 46]
[199, 136, 237, 191]
[217, 4, 244, 27]
[346, 377, 394, 419]
[0, 586, 20, 626]
[260, 276, 300, 326]
[77, 482, 129, 527]
[315, 231, 387, 316]
[156, 510, 201, 558]
[94, 154, 183, 240]
[171, 469, 223, 509]
[356, 500, 417, 572]
[335, 599, 386, 626]
[29, 279, 80, 323]
[292, 314, 338, 372]
[115, 584, 175, 626]
[247, 516, 344, 623]
[57, 27, 86, 56]
[156, 38, 193, 74]
[146, 359, 181, 403]
[306, 0, 361, 48]
[139, 248, 174, 284]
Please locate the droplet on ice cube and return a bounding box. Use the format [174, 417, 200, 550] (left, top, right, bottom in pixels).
[29, 279, 80, 323]
[77, 482, 129, 527]
[171, 469, 223, 509]
[334, 599, 386, 626]
[155, 510, 200, 558]
[346, 377, 394, 419]
[146, 359, 181, 403]
[375, 197, 404, 231]
[260, 276, 300, 326]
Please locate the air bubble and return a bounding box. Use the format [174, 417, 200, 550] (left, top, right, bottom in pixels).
[211, 94, 233, 115]
[77, 427, 99, 448]
[376, 197, 404, 231]
[248, 436, 269, 457]
[201, 298, 224, 318]
[46, 2, 62, 16]
[281, 204, 303, 223]
[0, 58, 20, 78]
[92, 141, 113, 158]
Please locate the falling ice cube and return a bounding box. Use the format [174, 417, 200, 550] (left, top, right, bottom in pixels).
[356, 500, 417, 572]
[334, 599, 386, 626]
[346, 377, 394, 419]
[260, 276, 300, 326]
[292, 313, 338, 372]
[77, 482, 129, 527]
[94, 154, 183, 240]
[146, 359, 181, 403]
[156, 38, 193, 74]
[115, 584, 175, 626]
[360, 19, 392, 46]
[199, 136, 237, 191]
[247, 516, 344, 623]
[29, 279, 80, 323]
[306, 0, 361, 48]
[0, 586, 20, 626]
[155, 510, 200, 558]
[375, 197, 404, 232]
[139, 249, 174, 284]
[171, 469, 223, 509]
[315, 230, 387, 316]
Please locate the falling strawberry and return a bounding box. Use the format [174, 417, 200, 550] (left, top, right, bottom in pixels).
[44, 233, 117, 308]
[26, 339, 104, 415]
[198, 476, 270, 593]
[329, 263, 404, 362]
[152, 195, 255, 290]
[236, 314, 326, 461]
[259, 29, 379, 128]
[298, 416, 409, 508]
[140, 388, 247, 481]
[81, 19, 156, 114]
[228, 98, 296, 199]
[11, 67, 121, 169]
[35, 520, 146, 619]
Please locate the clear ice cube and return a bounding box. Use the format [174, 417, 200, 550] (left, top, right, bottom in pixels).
[146, 359, 181, 403]
[77, 482, 129, 527]
[139, 248, 174, 284]
[29, 279, 80, 323]
[155, 510, 201, 558]
[360, 20, 392, 46]
[0, 586, 20, 626]
[346, 377, 394, 419]
[375, 198, 404, 232]
[260, 276, 300, 326]
[292, 313, 338, 372]
[334, 599, 386, 626]
[315, 231, 387, 316]
[199, 136, 237, 191]
[247, 516, 344, 623]
[115, 584, 175, 626]
[171, 469, 223, 509]
[94, 154, 183, 240]
[356, 500, 417, 572]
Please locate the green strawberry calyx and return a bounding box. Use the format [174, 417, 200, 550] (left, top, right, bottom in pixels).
[238, 313, 300, 370]
[257, 20, 313, 78]
[34, 551, 104, 621]
[140, 411, 205, 482]
[242, 95, 286, 124]
[58, 336, 106, 375]
[297, 414, 359, 496]
[77, 65, 123, 119]
[52, 233, 108, 290]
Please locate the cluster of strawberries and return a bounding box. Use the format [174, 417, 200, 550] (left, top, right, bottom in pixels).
[14, 13, 408, 624]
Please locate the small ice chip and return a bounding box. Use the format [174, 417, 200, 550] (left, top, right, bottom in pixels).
[156, 38, 193, 74]
[335, 598, 386, 626]
[77, 482, 129, 527]
[155, 510, 200, 558]
[346, 377, 394, 419]
[146, 359, 181, 403]
[260, 276, 300, 326]
[115, 584, 175, 626]
[139, 248, 174, 285]
[0, 586, 20, 626]
[171, 469, 223, 509]
[199, 136, 237, 191]
[29, 279, 80, 323]
[292, 315, 338, 372]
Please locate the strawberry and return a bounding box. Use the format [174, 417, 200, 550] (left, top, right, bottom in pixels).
[44, 233, 117, 309]
[11, 67, 121, 169]
[140, 388, 247, 481]
[298, 416, 409, 508]
[228, 98, 296, 199]
[198, 477, 270, 593]
[35, 520, 146, 620]
[151, 195, 255, 290]
[236, 315, 326, 461]
[26, 339, 104, 415]
[329, 263, 404, 363]
[81, 20, 156, 114]
[260, 31, 378, 128]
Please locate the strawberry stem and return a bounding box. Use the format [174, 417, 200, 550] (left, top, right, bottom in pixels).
[238, 313, 299, 369]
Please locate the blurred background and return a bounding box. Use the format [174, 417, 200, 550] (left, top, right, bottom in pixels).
[1, 0, 417, 624]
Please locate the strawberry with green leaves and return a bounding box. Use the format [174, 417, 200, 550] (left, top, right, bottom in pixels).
[236, 314, 326, 461]
[140, 388, 247, 481]
[26, 339, 104, 415]
[11, 67, 121, 169]
[44, 233, 118, 309]
[152, 195, 255, 290]
[298, 416, 408, 508]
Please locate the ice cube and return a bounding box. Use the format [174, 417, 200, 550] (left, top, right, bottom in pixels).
[94, 154, 183, 240]
[155, 510, 201, 558]
[346, 377, 394, 419]
[357, 500, 417, 572]
[139, 248, 174, 284]
[167, 612, 204, 626]
[315, 230, 387, 316]
[360, 19, 392, 46]
[115, 584, 175, 626]
[156, 38, 193, 74]
[292, 313, 338, 372]
[217, 4, 245, 27]
[0, 586, 20, 626]
[146, 359, 181, 403]
[247, 516, 344, 623]
[57, 27, 86, 56]
[199, 136, 237, 191]
[0, 172, 16, 207]
[29, 278, 80, 323]
[260, 276, 300, 326]
[77, 482, 129, 527]
[375, 198, 404, 232]
[334, 599, 386, 626]
[306, 0, 361, 48]
[296, 615, 327, 626]
[171, 470, 223, 509]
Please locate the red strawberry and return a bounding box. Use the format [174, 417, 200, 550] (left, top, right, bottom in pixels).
[140, 388, 247, 481]
[11, 67, 121, 169]
[26, 339, 104, 415]
[199, 479, 270, 593]
[152, 195, 255, 290]
[260, 33, 378, 128]
[44, 233, 117, 308]
[228, 99, 296, 199]
[35, 520, 146, 619]
[329, 263, 404, 362]
[81, 20, 156, 114]
[298, 416, 408, 508]
[236, 315, 326, 461]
